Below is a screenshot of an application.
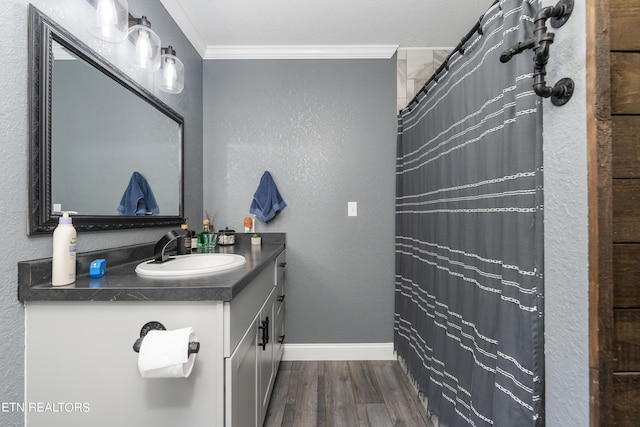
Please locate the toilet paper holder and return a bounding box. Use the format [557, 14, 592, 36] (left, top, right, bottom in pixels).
[132, 321, 200, 355]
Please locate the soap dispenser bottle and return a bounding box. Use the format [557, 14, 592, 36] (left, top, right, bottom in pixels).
[52, 211, 77, 286]
[177, 223, 192, 254]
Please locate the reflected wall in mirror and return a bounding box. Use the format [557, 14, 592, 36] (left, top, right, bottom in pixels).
[28, 5, 184, 234]
[51, 41, 181, 216]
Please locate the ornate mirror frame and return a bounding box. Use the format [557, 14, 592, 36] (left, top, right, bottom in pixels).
[27, 5, 185, 234]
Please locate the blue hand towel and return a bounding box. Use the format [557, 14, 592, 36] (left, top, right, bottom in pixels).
[250, 171, 287, 223]
[117, 171, 160, 215]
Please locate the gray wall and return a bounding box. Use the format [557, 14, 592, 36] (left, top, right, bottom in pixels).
[0, 1, 202, 426]
[203, 59, 397, 343]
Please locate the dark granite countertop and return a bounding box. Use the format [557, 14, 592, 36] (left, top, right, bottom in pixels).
[18, 233, 285, 302]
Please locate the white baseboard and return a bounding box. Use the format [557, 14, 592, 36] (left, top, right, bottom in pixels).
[282, 343, 395, 361]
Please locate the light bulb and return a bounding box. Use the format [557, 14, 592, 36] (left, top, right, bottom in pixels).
[96, 0, 117, 38]
[88, 0, 127, 43]
[136, 29, 152, 65]
[163, 57, 177, 87]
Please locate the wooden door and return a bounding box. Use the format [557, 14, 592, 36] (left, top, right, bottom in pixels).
[591, 0, 640, 425]
[610, 1, 640, 425]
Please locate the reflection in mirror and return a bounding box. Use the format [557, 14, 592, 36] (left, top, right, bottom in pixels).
[28, 5, 184, 234]
[51, 41, 180, 216]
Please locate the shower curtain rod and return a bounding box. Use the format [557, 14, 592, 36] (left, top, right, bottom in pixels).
[499, 0, 574, 106]
[403, 0, 500, 113]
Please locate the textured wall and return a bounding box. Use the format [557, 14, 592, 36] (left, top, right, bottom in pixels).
[0, 1, 202, 426]
[203, 59, 397, 344]
[541, 0, 589, 425]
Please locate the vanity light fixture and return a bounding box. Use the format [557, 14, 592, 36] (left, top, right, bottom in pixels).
[86, 0, 129, 43]
[85, 2, 185, 94]
[156, 46, 184, 94]
[127, 15, 161, 72]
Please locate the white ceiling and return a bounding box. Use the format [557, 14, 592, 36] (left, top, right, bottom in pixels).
[158, 0, 494, 59]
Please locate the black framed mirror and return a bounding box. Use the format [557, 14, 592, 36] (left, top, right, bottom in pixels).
[28, 5, 184, 235]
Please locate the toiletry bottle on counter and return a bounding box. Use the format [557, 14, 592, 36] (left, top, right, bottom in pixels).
[177, 223, 193, 254]
[52, 211, 77, 286]
[190, 230, 198, 251]
[244, 216, 253, 233]
[197, 220, 216, 253]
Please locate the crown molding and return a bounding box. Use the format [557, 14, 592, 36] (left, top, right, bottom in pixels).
[203, 45, 399, 60]
[159, 0, 208, 57]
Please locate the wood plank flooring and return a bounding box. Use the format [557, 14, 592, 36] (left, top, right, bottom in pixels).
[264, 360, 435, 427]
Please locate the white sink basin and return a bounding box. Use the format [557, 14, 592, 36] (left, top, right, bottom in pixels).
[135, 254, 247, 278]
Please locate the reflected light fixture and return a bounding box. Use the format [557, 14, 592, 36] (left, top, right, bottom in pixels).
[127, 15, 161, 72]
[86, 0, 129, 43]
[156, 46, 185, 94]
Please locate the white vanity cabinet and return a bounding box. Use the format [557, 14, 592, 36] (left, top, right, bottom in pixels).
[24, 247, 285, 427]
[225, 250, 285, 426]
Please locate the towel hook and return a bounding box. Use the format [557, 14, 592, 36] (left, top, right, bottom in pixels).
[499, 0, 574, 106]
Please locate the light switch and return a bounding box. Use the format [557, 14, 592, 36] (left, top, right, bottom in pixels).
[348, 201, 357, 217]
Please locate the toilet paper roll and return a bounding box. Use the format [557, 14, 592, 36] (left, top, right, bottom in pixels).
[138, 327, 197, 378]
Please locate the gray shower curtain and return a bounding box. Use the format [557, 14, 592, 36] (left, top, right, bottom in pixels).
[394, 1, 544, 426]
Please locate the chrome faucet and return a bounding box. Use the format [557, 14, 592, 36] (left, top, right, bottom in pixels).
[153, 229, 189, 263]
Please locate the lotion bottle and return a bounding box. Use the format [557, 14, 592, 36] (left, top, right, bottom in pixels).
[52, 211, 77, 286]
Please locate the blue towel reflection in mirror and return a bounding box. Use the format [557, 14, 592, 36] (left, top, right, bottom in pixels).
[250, 171, 287, 223]
[117, 171, 160, 215]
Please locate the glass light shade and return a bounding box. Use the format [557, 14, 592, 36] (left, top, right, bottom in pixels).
[127, 18, 161, 72]
[156, 48, 185, 94]
[87, 0, 129, 43]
